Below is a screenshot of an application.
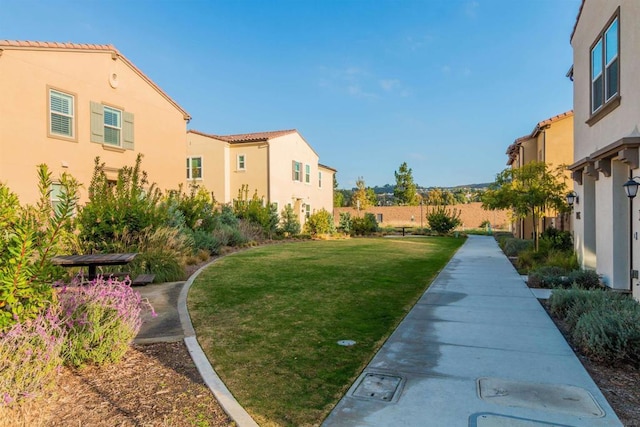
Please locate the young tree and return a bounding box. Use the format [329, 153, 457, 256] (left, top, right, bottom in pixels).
[394, 162, 419, 205]
[352, 176, 374, 210]
[333, 175, 344, 207]
[482, 161, 568, 250]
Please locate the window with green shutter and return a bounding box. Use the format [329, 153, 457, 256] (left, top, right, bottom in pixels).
[90, 102, 134, 150]
[49, 89, 74, 138]
[103, 106, 122, 146]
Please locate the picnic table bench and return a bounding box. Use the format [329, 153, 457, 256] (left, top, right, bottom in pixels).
[51, 252, 155, 285]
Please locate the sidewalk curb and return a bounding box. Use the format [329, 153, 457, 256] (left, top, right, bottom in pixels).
[179, 258, 259, 427]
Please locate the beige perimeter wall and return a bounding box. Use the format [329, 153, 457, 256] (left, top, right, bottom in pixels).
[334, 202, 510, 230]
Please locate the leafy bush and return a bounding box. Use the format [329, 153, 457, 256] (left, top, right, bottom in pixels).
[192, 230, 222, 255]
[351, 213, 379, 235]
[165, 183, 217, 233]
[0, 165, 79, 332]
[501, 238, 533, 257]
[540, 227, 573, 252]
[233, 185, 279, 238]
[59, 278, 154, 368]
[304, 209, 336, 236]
[77, 155, 167, 254]
[568, 269, 601, 289]
[213, 224, 247, 247]
[0, 308, 65, 405]
[338, 212, 352, 234]
[543, 249, 579, 270]
[527, 266, 569, 288]
[279, 204, 301, 236]
[217, 204, 239, 227]
[238, 220, 265, 244]
[572, 302, 640, 364]
[426, 205, 461, 235]
[479, 219, 491, 229]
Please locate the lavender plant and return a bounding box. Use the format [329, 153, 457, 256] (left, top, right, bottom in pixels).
[0, 307, 65, 406]
[59, 277, 155, 368]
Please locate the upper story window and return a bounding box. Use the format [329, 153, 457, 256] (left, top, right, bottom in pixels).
[103, 106, 122, 146]
[49, 89, 75, 139]
[305, 164, 311, 184]
[90, 101, 134, 150]
[237, 154, 246, 171]
[187, 157, 202, 180]
[589, 11, 619, 122]
[319, 171, 323, 188]
[292, 161, 302, 181]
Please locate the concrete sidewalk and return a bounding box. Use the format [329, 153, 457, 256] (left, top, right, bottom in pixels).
[323, 235, 622, 427]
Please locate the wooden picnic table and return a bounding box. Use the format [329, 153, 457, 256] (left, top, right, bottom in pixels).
[51, 253, 138, 280]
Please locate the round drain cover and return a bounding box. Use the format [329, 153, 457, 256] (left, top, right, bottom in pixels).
[337, 340, 356, 346]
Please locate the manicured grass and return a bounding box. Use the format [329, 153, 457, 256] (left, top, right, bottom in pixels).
[188, 237, 464, 426]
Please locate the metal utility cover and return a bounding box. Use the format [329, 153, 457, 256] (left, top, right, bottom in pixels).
[471, 412, 576, 427]
[477, 378, 604, 418]
[352, 373, 403, 402]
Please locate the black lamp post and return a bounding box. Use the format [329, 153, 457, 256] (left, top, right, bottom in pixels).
[624, 177, 640, 292]
[566, 191, 577, 206]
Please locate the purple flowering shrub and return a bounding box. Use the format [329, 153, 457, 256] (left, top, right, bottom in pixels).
[0, 307, 65, 406]
[59, 277, 155, 368]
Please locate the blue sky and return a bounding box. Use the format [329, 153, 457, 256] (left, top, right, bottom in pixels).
[1, 0, 581, 188]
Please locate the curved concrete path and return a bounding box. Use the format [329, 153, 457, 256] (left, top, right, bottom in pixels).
[322, 235, 621, 426]
[134, 261, 259, 427]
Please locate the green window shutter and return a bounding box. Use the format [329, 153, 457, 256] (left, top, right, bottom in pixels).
[123, 111, 134, 150]
[292, 160, 296, 180]
[90, 101, 104, 143]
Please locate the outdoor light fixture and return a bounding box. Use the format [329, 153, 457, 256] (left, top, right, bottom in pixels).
[566, 191, 578, 206]
[623, 178, 640, 199]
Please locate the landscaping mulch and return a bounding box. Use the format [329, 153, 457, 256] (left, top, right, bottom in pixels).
[2, 342, 233, 427]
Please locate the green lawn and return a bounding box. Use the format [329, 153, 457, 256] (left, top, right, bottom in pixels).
[188, 237, 464, 426]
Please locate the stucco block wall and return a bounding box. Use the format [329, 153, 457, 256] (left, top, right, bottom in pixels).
[334, 203, 510, 230]
[0, 46, 188, 204]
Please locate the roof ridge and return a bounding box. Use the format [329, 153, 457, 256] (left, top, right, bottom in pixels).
[0, 40, 190, 121]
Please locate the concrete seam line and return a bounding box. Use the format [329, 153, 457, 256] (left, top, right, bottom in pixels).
[184, 336, 259, 427]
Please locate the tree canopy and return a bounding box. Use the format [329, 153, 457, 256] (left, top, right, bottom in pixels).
[481, 161, 569, 250]
[393, 162, 419, 205]
[351, 176, 377, 209]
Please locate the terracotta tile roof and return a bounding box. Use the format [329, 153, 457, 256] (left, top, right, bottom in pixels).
[0, 40, 191, 121]
[318, 163, 337, 172]
[536, 110, 573, 128]
[188, 129, 298, 143]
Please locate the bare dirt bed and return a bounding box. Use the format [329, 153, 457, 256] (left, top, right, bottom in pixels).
[3, 342, 233, 427]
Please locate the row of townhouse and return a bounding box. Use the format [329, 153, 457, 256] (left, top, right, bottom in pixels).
[0, 41, 335, 225]
[568, 0, 640, 300]
[505, 111, 574, 240]
[506, 0, 640, 300]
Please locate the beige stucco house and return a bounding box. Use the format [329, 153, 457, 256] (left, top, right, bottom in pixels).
[505, 111, 574, 239]
[568, 0, 640, 299]
[186, 129, 336, 224]
[0, 40, 190, 204]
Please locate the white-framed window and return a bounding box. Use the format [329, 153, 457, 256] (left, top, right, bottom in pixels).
[90, 101, 134, 150]
[318, 171, 323, 188]
[591, 14, 619, 114]
[305, 204, 311, 219]
[49, 89, 74, 138]
[305, 164, 311, 184]
[103, 106, 122, 146]
[237, 154, 246, 171]
[292, 161, 302, 181]
[187, 157, 203, 180]
[50, 183, 64, 214]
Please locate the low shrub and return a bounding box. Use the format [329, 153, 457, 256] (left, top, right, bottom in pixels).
[351, 213, 379, 235]
[527, 266, 569, 288]
[338, 212, 352, 234]
[304, 209, 336, 236]
[0, 308, 65, 406]
[59, 278, 154, 368]
[192, 230, 222, 255]
[213, 224, 246, 247]
[568, 269, 601, 289]
[238, 220, 265, 243]
[544, 249, 579, 271]
[279, 204, 301, 236]
[572, 301, 640, 364]
[425, 205, 461, 235]
[548, 287, 596, 319]
[540, 227, 573, 252]
[502, 238, 533, 257]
